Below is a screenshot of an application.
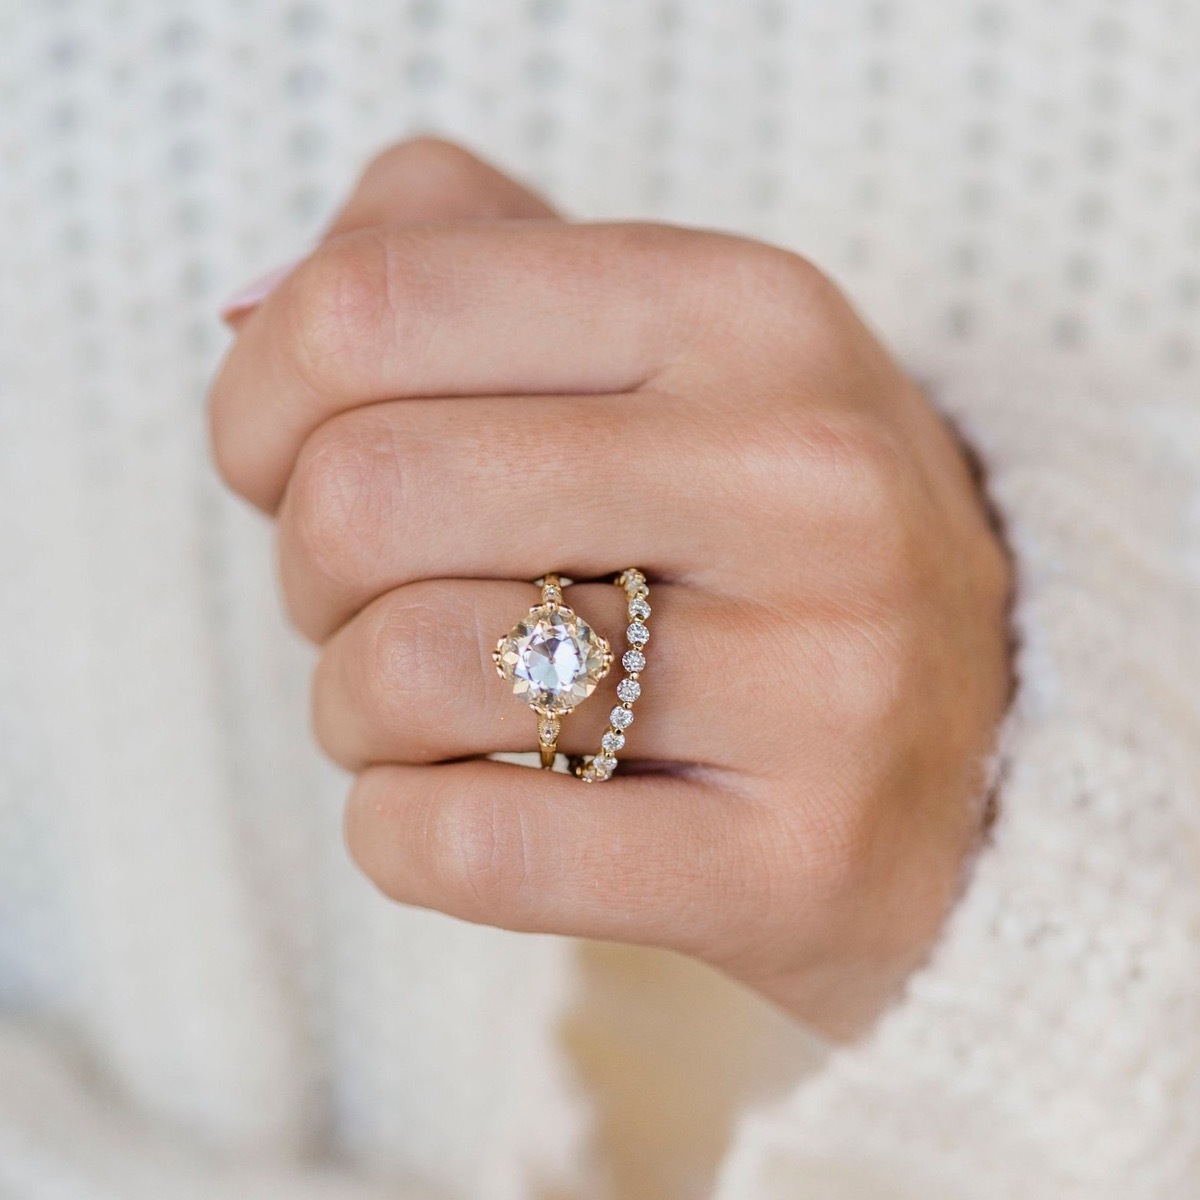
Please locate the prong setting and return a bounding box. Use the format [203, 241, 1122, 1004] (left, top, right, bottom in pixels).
[495, 571, 652, 780]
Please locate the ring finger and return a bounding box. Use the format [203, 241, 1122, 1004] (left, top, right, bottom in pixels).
[311, 577, 748, 772]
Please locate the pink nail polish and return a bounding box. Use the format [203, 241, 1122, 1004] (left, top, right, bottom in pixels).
[219, 260, 299, 321]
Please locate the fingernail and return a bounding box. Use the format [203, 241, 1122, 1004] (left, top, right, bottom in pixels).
[219, 260, 299, 322]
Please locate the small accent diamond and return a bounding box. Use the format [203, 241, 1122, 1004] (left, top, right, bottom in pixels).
[616, 678, 641, 704]
[621, 570, 646, 596]
[601, 730, 625, 753]
[622, 649, 646, 673]
[626, 621, 650, 646]
[610, 705, 634, 730]
[628, 596, 651, 620]
[594, 754, 617, 776]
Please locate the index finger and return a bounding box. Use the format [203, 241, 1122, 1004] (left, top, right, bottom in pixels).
[207, 220, 743, 511]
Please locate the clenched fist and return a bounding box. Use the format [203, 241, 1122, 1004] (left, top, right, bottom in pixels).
[209, 138, 1012, 1039]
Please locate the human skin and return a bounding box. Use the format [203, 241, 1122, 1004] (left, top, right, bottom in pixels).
[209, 138, 1013, 1040]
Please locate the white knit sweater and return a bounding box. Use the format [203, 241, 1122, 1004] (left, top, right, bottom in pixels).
[1, 2, 1198, 1197]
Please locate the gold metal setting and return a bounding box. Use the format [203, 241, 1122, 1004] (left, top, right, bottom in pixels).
[493, 570, 650, 779]
[493, 573, 614, 769]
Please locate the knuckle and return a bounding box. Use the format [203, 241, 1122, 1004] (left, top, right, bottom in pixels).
[699, 818, 793, 959]
[822, 615, 909, 735]
[749, 758, 890, 927]
[702, 238, 836, 322]
[284, 413, 397, 591]
[713, 798, 876, 968]
[669, 230, 760, 299]
[594, 226, 779, 350]
[288, 232, 395, 392]
[844, 426, 909, 529]
[425, 785, 531, 921]
[804, 413, 910, 529]
[751, 407, 909, 524]
[738, 243, 832, 309]
[656, 232, 850, 360]
[793, 784, 881, 912]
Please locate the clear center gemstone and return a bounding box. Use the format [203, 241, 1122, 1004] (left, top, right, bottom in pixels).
[496, 605, 612, 714]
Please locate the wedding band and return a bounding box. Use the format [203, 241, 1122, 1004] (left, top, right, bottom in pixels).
[493, 570, 651, 781]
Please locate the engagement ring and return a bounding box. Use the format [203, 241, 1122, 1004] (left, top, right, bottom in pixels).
[493, 570, 651, 781]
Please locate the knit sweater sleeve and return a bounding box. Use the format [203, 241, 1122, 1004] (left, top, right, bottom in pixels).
[714, 350, 1200, 1200]
[0, 1020, 425, 1200]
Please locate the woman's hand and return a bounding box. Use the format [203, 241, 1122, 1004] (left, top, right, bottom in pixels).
[209, 138, 1012, 1039]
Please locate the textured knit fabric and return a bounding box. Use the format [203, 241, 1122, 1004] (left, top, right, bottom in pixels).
[1, 2, 1198, 1198]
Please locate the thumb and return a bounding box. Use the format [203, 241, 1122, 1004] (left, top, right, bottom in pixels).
[325, 135, 560, 237]
[222, 136, 559, 325]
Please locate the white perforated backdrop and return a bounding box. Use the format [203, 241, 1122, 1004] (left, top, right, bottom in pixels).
[0, 2, 1198, 1199]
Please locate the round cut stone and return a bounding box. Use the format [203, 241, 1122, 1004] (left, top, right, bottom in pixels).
[622, 649, 646, 673]
[628, 596, 651, 620]
[601, 730, 625, 753]
[496, 605, 611, 714]
[617, 678, 641, 704]
[626, 621, 650, 646]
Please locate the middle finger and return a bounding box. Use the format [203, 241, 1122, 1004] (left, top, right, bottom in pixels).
[277, 393, 726, 641]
